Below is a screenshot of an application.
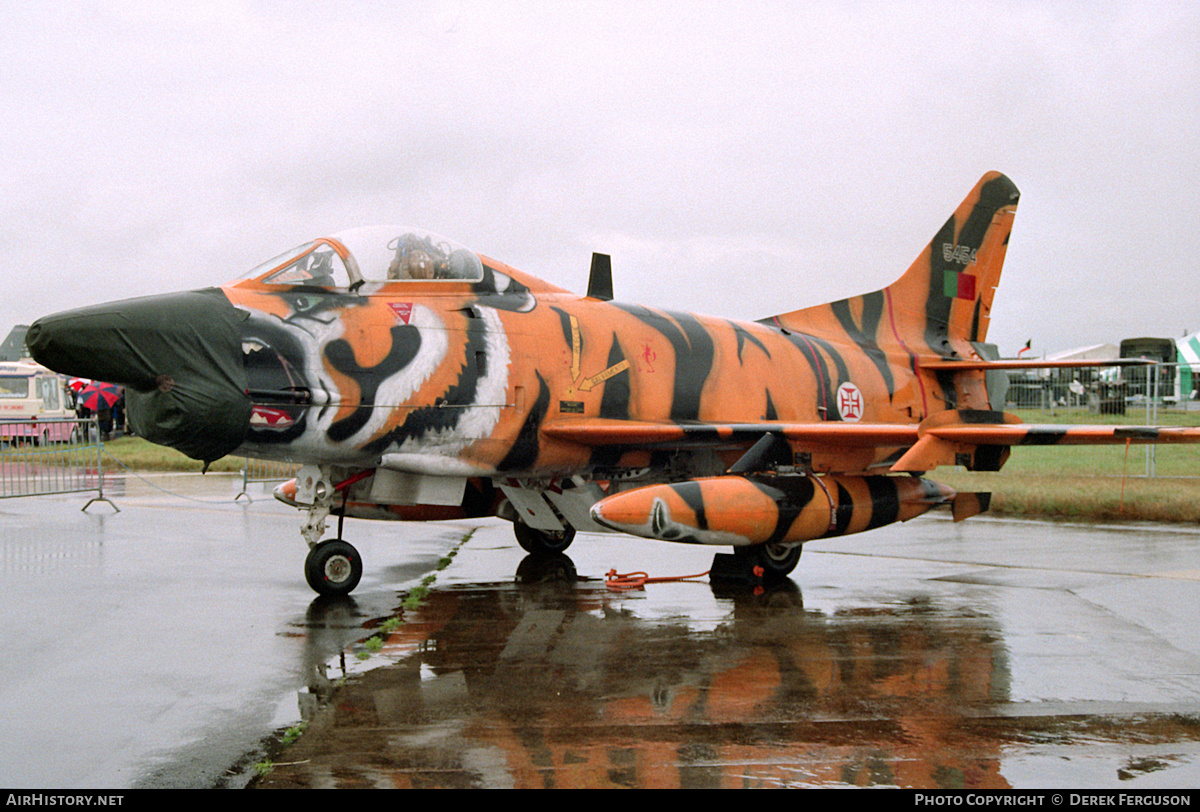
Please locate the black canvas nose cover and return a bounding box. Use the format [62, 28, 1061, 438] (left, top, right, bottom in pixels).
[27, 288, 252, 463]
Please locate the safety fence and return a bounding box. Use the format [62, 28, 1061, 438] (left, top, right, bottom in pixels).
[0, 416, 298, 508]
[237, 457, 300, 502]
[0, 417, 117, 510]
[1001, 361, 1200, 478]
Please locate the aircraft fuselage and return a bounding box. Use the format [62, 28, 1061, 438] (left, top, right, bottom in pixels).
[227, 270, 965, 479]
[25, 177, 1050, 595]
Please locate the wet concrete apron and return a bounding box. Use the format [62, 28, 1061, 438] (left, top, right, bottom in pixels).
[251, 516, 1200, 789]
[2, 471, 1198, 789]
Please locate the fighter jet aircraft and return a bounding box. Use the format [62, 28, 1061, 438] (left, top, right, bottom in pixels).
[27, 172, 1200, 595]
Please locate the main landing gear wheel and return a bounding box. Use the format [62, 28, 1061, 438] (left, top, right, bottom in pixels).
[738, 542, 803, 579]
[513, 520, 576, 555]
[304, 539, 362, 596]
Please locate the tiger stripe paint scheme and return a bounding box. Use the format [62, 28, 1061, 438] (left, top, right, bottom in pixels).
[590, 475, 956, 547]
[222, 173, 1020, 478]
[28, 172, 1200, 594]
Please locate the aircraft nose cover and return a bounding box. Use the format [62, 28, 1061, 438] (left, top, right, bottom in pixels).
[27, 288, 251, 463]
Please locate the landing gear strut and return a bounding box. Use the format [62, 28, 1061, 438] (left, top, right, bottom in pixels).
[295, 464, 366, 596]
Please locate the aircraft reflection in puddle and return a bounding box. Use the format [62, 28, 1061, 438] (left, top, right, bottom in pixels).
[276, 563, 1014, 789]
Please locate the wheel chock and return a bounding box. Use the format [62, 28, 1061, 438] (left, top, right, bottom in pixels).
[708, 552, 764, 585]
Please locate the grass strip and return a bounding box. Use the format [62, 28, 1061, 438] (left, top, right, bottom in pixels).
[11, 430, 1200, 524]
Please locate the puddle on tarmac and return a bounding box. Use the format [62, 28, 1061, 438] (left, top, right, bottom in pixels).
[255, 559, 1200, 789]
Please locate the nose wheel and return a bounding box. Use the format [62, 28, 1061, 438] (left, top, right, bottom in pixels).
[304, 539, 363, 596]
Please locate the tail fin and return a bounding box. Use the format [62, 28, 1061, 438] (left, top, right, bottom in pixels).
[770, 172, 1020, 354]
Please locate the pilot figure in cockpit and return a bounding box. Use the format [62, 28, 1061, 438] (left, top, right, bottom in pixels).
[387, 234, 440, 279]
[386, 233, 482, 281]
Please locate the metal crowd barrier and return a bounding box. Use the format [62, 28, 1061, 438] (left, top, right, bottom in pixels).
[0, 417, 117, 511]
[1004, 360, 1200, 478]
[236, 457, 300, 502]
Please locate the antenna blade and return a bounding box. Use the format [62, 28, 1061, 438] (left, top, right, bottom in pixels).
[587, 252, 613, 301]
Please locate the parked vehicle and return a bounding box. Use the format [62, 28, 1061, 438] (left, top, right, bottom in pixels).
[0, 361, 79, 444]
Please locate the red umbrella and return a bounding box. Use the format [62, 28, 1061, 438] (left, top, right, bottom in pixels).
[77, 381, 122, 411]
[68, 378, 90, 393]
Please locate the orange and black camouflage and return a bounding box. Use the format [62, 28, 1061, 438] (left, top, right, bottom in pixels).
[27, 173, 1200, 595]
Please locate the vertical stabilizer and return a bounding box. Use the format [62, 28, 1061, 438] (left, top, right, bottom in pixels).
[770, 172, 1020, 355]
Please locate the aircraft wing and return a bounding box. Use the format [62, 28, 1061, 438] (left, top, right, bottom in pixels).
[542, 415, 1200, 474]
[540, 418, 919, 449]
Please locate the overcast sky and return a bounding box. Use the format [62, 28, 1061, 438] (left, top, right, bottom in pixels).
[3, 1, 1197, 356]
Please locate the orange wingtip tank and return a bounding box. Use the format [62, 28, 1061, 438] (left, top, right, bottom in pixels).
[590, 475, 956, 546]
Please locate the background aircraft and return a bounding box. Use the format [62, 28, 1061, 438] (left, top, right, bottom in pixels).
[26, 172, 1200, 595]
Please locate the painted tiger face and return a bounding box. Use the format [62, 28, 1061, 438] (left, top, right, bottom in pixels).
[227, 279, 517, 467]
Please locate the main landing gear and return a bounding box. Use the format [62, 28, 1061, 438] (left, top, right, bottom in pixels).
[735, 541, 803, 578]
[513, 520, 576, 555]
[710, 542, 803, 586]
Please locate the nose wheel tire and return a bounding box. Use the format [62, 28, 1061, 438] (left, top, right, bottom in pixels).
[513, 521, 576, 555]
[305, 539, 362, 596]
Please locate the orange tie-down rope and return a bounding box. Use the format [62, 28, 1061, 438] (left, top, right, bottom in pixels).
[604, 568, 712, 590]
[600, 561, 777, 585]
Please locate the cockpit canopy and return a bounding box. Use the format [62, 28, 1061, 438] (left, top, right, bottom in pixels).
[240, 226, 484, 289]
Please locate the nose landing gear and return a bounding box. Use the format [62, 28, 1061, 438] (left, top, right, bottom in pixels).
[296, 464, 367, 597]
